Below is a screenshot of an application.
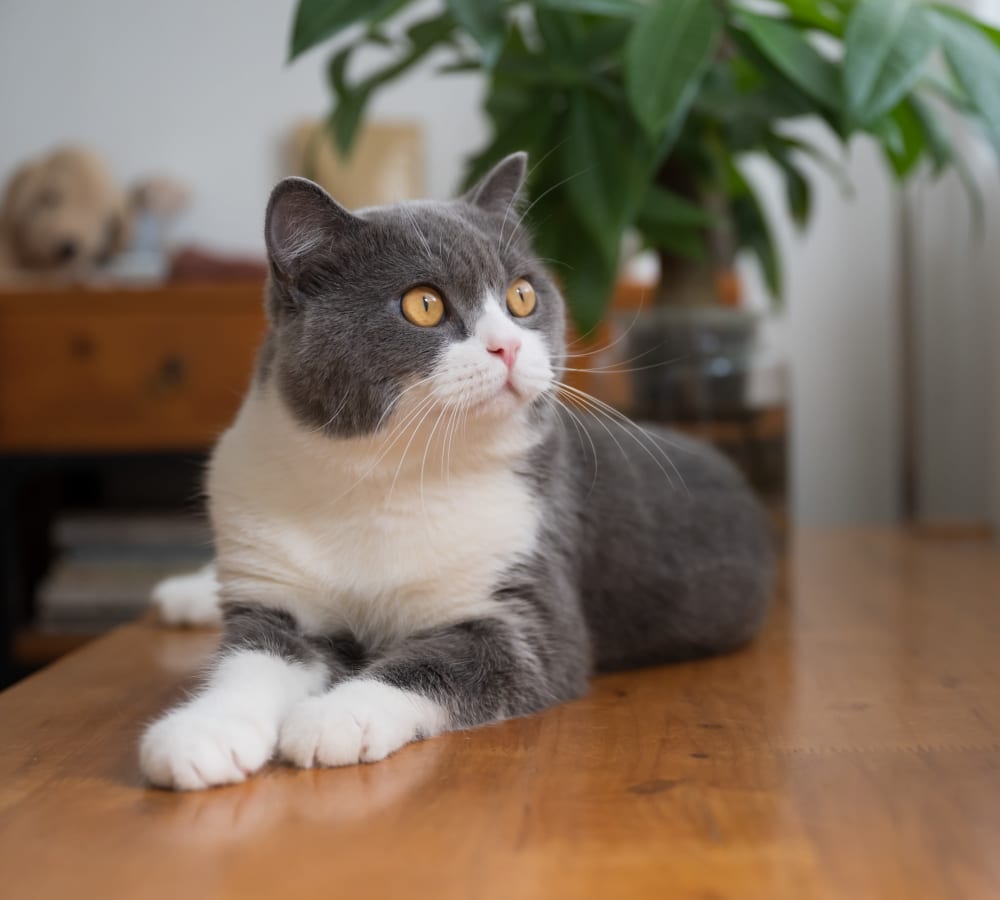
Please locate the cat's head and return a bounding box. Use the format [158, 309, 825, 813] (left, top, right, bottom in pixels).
[262, 153, 564, 439]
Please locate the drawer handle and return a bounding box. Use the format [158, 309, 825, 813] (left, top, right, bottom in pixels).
[152, 355, 187, 390]
[70, 334, 95, 359]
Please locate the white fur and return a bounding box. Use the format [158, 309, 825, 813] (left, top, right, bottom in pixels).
[278, 679, 448, 767]
[152, 564, 221, 626]
[140, 650, 325, 790]
[206, 294, 552, 646]
[145, 296, 553, 787]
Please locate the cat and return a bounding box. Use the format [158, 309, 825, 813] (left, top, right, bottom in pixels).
[140, 153, 774, 791]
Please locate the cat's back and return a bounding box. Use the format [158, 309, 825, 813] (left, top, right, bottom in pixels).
[552, 410, 774, 670]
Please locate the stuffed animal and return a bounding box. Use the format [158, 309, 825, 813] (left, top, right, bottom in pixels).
[0, 145, 187, 284]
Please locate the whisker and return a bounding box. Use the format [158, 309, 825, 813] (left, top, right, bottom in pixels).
[403, 203, 433, 260]
[562, 293, 651, 359]
[302, 390, 352, 435]
[386, 394, 442, 505]
[543, 392, 599, 496]
[329, 394, 438, 504]
[555, 382, 689, 495]
[556, 388, 637, 479]
[419, 402, 450, 522]
[374, 373, 439, 432]
[503, 166, 593, 257]
[495, 139, 571, 254]
[441, 400, 461, 484]
[554, 354, 687, 376]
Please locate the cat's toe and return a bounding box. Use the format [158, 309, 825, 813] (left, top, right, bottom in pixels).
[278, 680, 447, 769]
[278, 695, 364, 768]
[140, 709, 274, 790]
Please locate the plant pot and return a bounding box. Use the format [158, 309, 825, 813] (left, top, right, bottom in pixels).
[623, 306, 759, 423]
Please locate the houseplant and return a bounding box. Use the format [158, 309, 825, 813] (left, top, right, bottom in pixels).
[287, 0, 1000, 415]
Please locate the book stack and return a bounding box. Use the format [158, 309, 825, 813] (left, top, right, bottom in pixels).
[36, 514, 213, 633]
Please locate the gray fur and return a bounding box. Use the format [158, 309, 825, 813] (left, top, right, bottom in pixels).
[262, 155, 564, 437]
[218, 152, 773, 734]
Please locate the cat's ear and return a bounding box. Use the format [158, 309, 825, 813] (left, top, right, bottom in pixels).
[464, 152, 527, 216]
[265, 177, 362, 280]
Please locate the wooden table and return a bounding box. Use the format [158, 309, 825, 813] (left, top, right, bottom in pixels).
[1, 529, 998, 899]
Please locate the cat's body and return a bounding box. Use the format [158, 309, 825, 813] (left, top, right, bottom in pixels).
[141, 155, 773, 790]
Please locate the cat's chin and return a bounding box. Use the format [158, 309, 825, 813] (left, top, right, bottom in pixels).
[466, 382, 535, 421]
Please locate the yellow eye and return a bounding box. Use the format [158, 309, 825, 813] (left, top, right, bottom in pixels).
[506, 278, 536, 317]
[401, 286, 445, 327]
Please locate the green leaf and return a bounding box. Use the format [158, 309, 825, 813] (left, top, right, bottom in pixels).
[534, 198, 619, 334]
[436, 59, 481, 74]
[908, 93, 951, 173]
[289, 0, 403, 60]
[842, 0, 938, 128]
[738, 13, 840, 110]
[327, 12, 456, 156]
[640, 226, 708, 261]
[625, 0, 722, 139]
[562, 90, 651, 260]
[730, 167, 782, 300]
[534, 8, 580, 62]
[931, 10, 1000, 155]
[327, 89, 367, 157]
[407, 10, 457, 50]
[929, 4, 1000, 49]
[775, 134, 854, 195]
[768, 0, 846, 33]
[637, 186, 713, 230]
[534, 0, 643, 17]
[879, 99, 925, 177]
[446, 0, 505, 68]
[635, 187, 709, 260]
[765, 139, 812, 226]
[463, 103, 558, 190]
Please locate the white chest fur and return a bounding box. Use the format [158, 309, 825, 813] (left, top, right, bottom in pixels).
[207, 384, 540, 644]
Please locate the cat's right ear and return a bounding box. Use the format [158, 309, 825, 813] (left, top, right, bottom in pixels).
[265, 177, 362, 282]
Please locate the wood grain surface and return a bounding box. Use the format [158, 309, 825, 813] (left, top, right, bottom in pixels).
[0, 283, 265, 452]
[1, 529, 998, 899]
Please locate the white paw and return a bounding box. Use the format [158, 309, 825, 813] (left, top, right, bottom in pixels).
[152, 565, 221, 626]
[278, 680, 448, 769]
[140, 707, 276, 790]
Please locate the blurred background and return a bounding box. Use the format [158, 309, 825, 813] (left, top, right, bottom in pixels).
[1, 0, 998, 683]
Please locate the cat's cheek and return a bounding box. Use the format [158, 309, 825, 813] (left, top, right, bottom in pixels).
[277, 680, 449, 768]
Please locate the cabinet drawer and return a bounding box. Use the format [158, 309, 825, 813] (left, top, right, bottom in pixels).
[0, 291, 266, 452]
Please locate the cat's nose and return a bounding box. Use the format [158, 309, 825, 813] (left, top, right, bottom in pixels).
[487, 337, 521, 372]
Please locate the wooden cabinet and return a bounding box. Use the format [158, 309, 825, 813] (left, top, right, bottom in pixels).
[0, 282, 268, 680]
[0, 283, 266, 452]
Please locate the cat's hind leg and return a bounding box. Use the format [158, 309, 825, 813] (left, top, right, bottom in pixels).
[152, 563, 222, 626]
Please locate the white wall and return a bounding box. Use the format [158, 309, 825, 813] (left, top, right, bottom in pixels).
[0, 0, 487, 254]
[742, 130, 902, 525]
[909, 0, 1000, 529]
[911, 153, 999, 525]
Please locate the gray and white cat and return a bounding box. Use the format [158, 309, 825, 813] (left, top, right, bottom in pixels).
[140, 153, 773, 791]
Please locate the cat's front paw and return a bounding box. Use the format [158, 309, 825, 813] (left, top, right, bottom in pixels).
[140, 707, 276, 790]
[278, 680, 448, 769]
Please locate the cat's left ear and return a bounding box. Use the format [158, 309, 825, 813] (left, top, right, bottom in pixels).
[464, 152, 527, 216]
[265, 177, 363, 281]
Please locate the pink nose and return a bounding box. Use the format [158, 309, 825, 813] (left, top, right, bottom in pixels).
[487, 338, 521, 372]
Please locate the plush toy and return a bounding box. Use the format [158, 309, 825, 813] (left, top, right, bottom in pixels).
[0, 145, 188, 284]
